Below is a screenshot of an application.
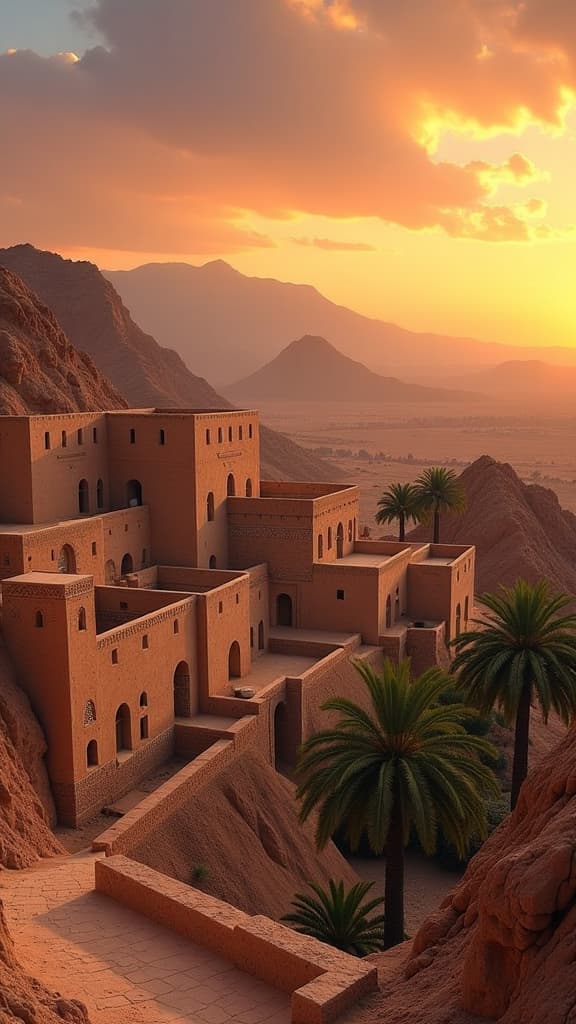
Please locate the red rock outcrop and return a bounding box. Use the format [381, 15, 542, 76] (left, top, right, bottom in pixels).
[0, 901, 89, 1023]
[343, 727, 576, 1024]
[130, 751, 358, 920]
[0, 245, 340, 481]
[0, 267, 126, 414]
[410, 455, 576, 596]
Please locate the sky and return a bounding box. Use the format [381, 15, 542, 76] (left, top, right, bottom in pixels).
[1, 0, 576, 349]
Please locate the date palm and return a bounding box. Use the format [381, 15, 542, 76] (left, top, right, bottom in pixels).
[414, 467, 465, 543]
[375, 482, 421, 541]
[296, 658, 498, 948]
[282, 879, 385, 956]
[451, 579, 576, 809]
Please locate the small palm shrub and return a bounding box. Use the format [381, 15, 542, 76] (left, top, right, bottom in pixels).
[282, 879, 385, 956]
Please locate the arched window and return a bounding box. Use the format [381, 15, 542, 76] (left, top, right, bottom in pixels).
[159, 429, 166, 446]
[258, 620, 265, 651]
[173, 619, 179, 635]
[58, 544, 76, 573]
[228, 641, 241, 679]
[121, 552, 134, 575]
[386, 595, 392, 629]
[218, 427, 223, 443]
[327, 527, 333, 550]
[61, 430, 67, 448]
[115, 704, 132, 752]
[77, 428, 84, 445]
[86, 740, 98, 767]
[226, 474, 236, 497]
[126, 479, 143, 507]
[78, 479, 89, 514]
[317, 534, 323, 559]
[209, 555, 217, 569]
[44, 431, 51, 450]
[248, 424, 253, 439]
[105, 559, 116, 584]
[336, 522, 344, 558]
[207, 492, 215, 521]
[206, 428, 211, 445]
[245, 478, 253, 497]
[455, 603, 462, 636]
[96, 479, 104, 510]
[228, 426, 233, 442]
[83, 699, 96, 725]
[239, 426, 243, 441]
[78, 607, 87, 631]
[139, 692, 148, 707]
[174, 661, 191, 717]
[35, 610, 44, 628]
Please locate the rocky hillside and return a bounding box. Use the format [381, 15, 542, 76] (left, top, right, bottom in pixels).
[0, 245, 340, 481]
[226, 335, 476, 404]
[130, 751, 358, 920]
[0, 268, 125, 415]
[410, 455, 576, 596]
[344, 725, 576, 1024]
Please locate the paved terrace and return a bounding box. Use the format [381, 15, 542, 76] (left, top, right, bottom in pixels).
[0, 852, 290, 1024]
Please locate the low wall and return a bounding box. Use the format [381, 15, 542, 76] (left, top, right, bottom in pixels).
[96, 856, 378, 1024]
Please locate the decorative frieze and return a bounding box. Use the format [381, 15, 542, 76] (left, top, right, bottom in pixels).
[2, 576, 94, 600]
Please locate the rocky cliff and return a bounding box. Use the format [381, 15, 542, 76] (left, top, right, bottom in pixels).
[0, 267, 126, 414]
[0, 245, 340, 481]
[130, 751, 358, 920]
[410, 455, 576, 596]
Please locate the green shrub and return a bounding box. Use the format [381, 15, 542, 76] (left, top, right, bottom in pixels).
[191, 863, 210, 883]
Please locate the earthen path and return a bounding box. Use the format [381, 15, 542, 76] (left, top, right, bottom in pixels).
[0, 851, 291, 1024]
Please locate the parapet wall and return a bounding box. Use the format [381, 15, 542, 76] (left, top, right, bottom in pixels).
[96, 855, 378, 1024]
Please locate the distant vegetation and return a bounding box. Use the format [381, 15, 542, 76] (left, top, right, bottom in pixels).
[375, 466, 466, 543]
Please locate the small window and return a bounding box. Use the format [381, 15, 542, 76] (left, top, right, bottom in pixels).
[129, 428, 136, 444]
[317, 534, 323, 559]
[35, 610, 44, 628]
[83, 699, 96, 725]
[61, 431, 67, 448]
[336, 589, 345, 601]
[239, 426, 243, 441]
[44, 431, 51, 450]
[111, 649, 119, 664]
[206, 428, 211, 445]
[173, 619, 179, 635]
[209, 555, 217, 569]
[92, 427, 98, 443]
[140, 716, 149, 740]
[235, 593, 239, 604]
[78, 607, 87, 631]
[218, 427, 223, 443]
[248, 424, 253, 439]
[250, 627, 254, 648]
[139, 691, 148, 707]
[328, 527, 333, 550]
[207, 492, 215, 522]
[120, 601, 128, 610]
[77, 428, 83, 445]
[218, 601, 223, 614]
[87, 740, 98, 767]
[142, 634, 149, 650]
[91, 542, 97, 556]
[228, 426, 233, 442]
[159, 429, 166, 445]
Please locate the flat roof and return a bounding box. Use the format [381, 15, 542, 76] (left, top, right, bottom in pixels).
[2, 571, 92, 585]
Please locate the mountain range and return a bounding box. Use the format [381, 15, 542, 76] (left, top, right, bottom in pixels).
[453, 359, 576, 409]
[225, 334, 477, 404]
[106, 260, 576, 386]
[0, 245, 339, 482]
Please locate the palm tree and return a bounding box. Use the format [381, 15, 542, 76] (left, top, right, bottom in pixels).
[451, 579, 576, 810]
[375, 482, 421, 541]
[414, 467, 465, 543]
[296, 658, 498, 948]
[282, 879, 385, 956]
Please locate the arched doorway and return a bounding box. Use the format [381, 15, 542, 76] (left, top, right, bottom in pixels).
[386, 595, 392, 628]
[105, 559, 116, 584]
[121, 553, 134, 575]
[78, 479, 89, 515]
[58, 544, 76, 574]
[226, 474, 236, 497]
[277, 593, 293, 627]
[115, 704, 131, 752]
[274, 702, 288, 772]
[258, 620, 265, 651]
[173, 661, 191, 717]
[228, 641, 241, 679]
[126, 479, 143, 507]
[455, 603, 462, 636]
[336, 522, 344, 558]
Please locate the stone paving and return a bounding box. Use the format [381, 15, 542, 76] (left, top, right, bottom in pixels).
[0, 851, 291, 1024]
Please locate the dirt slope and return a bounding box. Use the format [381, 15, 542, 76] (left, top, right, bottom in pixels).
[226, 335, 477, 404]
[0, 245, 339, 481]
[130, 751, 358, 920]
[410, 455, 576, 596]
[343, 724, 576, 1024]
[0, 267, 125, 414]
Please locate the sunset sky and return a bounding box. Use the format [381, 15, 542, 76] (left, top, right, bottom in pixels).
[2, 0, 576, 348]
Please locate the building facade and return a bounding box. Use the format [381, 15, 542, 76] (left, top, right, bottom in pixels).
[0, 409, 475, 825]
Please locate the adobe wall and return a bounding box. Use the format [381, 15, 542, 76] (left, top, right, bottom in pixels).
[0, 532, 24, 580]
[312, 487, 359, 564]
[248, 563, 269, 656]
[21, 518, 106, 582]
[101, 506, 151, 580]
[228, 497, 314, 580]
[95, 856, 378, 1024]
[298, 565, 380, 641]
[195, 576, 251, 700]
[0, 418, 33, 522]
[408, 547, 475, 640]
[29, 413, 109, 523]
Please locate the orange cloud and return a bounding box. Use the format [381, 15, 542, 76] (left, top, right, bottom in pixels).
[0, 0, 573, 256]
[292, 237, 377, 251]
